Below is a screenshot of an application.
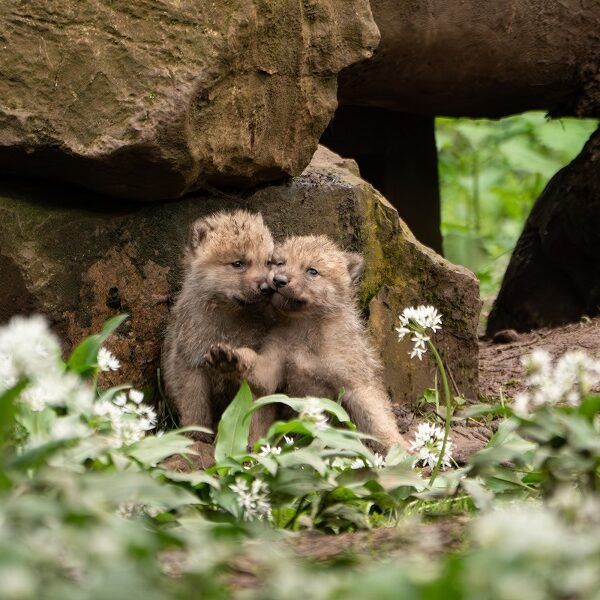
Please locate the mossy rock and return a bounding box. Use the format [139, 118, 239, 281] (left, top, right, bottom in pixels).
[0, 147, 480, 403]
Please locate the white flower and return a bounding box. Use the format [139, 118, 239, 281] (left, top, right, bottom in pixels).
[396, 306, 442, 360]
[371, 453, 386, 469]
[283, 435, 294, 446]
[98, 347, 120, 372]
[0, 315, 61, 394]
[113, 393, 127, 407]
[299, 398, 329, 431]
[20, 372, 82, 412]
[229, 477, 272, 521]
[0, 315, 61, 374]
[259, 444, 282, 457]
[351, 453, 386, 469]
[93, 392, 156, 447]
[129, 389, 144, 404]
[410, 422, 453, 470]
[135, 404, 157, 431]
[514, 350, 600, 414]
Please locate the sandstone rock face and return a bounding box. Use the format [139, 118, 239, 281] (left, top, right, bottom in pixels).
[0, 147, 480, 404]
[339, 0, 600, 118]
[0, 0, 378, 200]
[487, 127, 600, 335]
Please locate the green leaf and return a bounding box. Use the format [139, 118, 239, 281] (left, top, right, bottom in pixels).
[0, 380, 27, 443]
[214, 381, 253, 463]
[127, 431, 197, 466]
[578, 395, 600, 422]
[6, 439, 69, 470]
[252, 394, 351, 424]
[276, 445, 329, 476]
[67, 314, 129, 376]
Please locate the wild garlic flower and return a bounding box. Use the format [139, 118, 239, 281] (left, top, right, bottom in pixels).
[0, 315, 62, 394]
[396, 306, 442, 360]
[93, 389, 157, 447]
[514, 349, 600, 415]
[0, 315, 96, 417]
[410, 422, 453, 470]
[229, 477, 272, 521]
[299, 398, 329, 431]
[351, 453, 386, 469]
[98, 347, 121, 372]
[129, 389, 144, 404]
[259, 443, 282, 457]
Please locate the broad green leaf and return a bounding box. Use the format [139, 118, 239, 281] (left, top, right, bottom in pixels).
[127, 431, 197, 466]
[252, 394, 351, 424]
[276, 446, 329, 476]
[214, 381, 253, 463]
[163, 470, 220, 489]
[270, 468, 333, 497]
[578, 395, 600, 421]
[0, 380, 27, 442]
[6, 439, 69, 470]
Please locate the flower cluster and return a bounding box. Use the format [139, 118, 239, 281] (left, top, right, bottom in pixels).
[299, 398, 328, 431]
[396, 306, 442, 360]
[94, 389, 157, 446]
[229, 477, 272, 521]
[350, 453, 386, 470]
[98, 347, 121, 372]
[410, 422, 453, 470]
[513, 349, 600, 415]
[259, 443, 282, 457]
[0, 316, 101, 425]
[0, 315, 64, 401]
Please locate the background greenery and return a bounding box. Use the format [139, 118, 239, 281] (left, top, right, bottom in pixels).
[436, 113, 597, 304]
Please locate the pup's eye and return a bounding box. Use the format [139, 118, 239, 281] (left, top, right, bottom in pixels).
[231, 260, 245, 269]
[306, 267, 319, 276]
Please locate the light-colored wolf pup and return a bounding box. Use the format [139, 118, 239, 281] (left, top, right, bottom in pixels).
[205, 235, 407, 453]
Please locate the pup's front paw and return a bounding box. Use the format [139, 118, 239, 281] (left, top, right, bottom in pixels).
[204, 343, 243, 374]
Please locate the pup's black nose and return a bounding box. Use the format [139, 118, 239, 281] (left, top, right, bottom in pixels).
[273, 274, 288, 289]
[260, 282, 273, 296]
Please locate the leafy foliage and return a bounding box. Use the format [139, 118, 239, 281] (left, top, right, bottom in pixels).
[437, 113, 597, 299]
[1, 314, 600, 598]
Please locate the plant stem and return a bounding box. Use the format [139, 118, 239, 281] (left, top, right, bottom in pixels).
[427, 341, 452, 486]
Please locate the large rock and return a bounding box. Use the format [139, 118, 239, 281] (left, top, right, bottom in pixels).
[339, 0, 600, 118]
[0, 147, 480, 404]
[0, 0, 378, 200]
[487, 127, 600, 334]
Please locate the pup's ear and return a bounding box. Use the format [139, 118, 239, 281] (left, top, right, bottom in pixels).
[187, 218, 211, 250]
[344, 252, 364, 285]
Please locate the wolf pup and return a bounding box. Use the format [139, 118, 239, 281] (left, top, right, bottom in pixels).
[162, 210, 275, 444]
[205, 235, 406, 452]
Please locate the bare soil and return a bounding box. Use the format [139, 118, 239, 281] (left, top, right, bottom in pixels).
[479, 316, 600, 399]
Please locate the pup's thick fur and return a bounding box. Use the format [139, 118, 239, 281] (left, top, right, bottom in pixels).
[206, 235, 406, 452]
[162, 210, 275, 443]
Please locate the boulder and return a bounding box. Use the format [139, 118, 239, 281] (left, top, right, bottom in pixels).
[0, 146, 480, 405]
[487, 127, 600, 334]
[339, 0, 600, 118]
[0, 0, 378, 200]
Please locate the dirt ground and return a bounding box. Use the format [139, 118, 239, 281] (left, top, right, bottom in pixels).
[393, 316, 600, 466]
[479, 316, 600, 399]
